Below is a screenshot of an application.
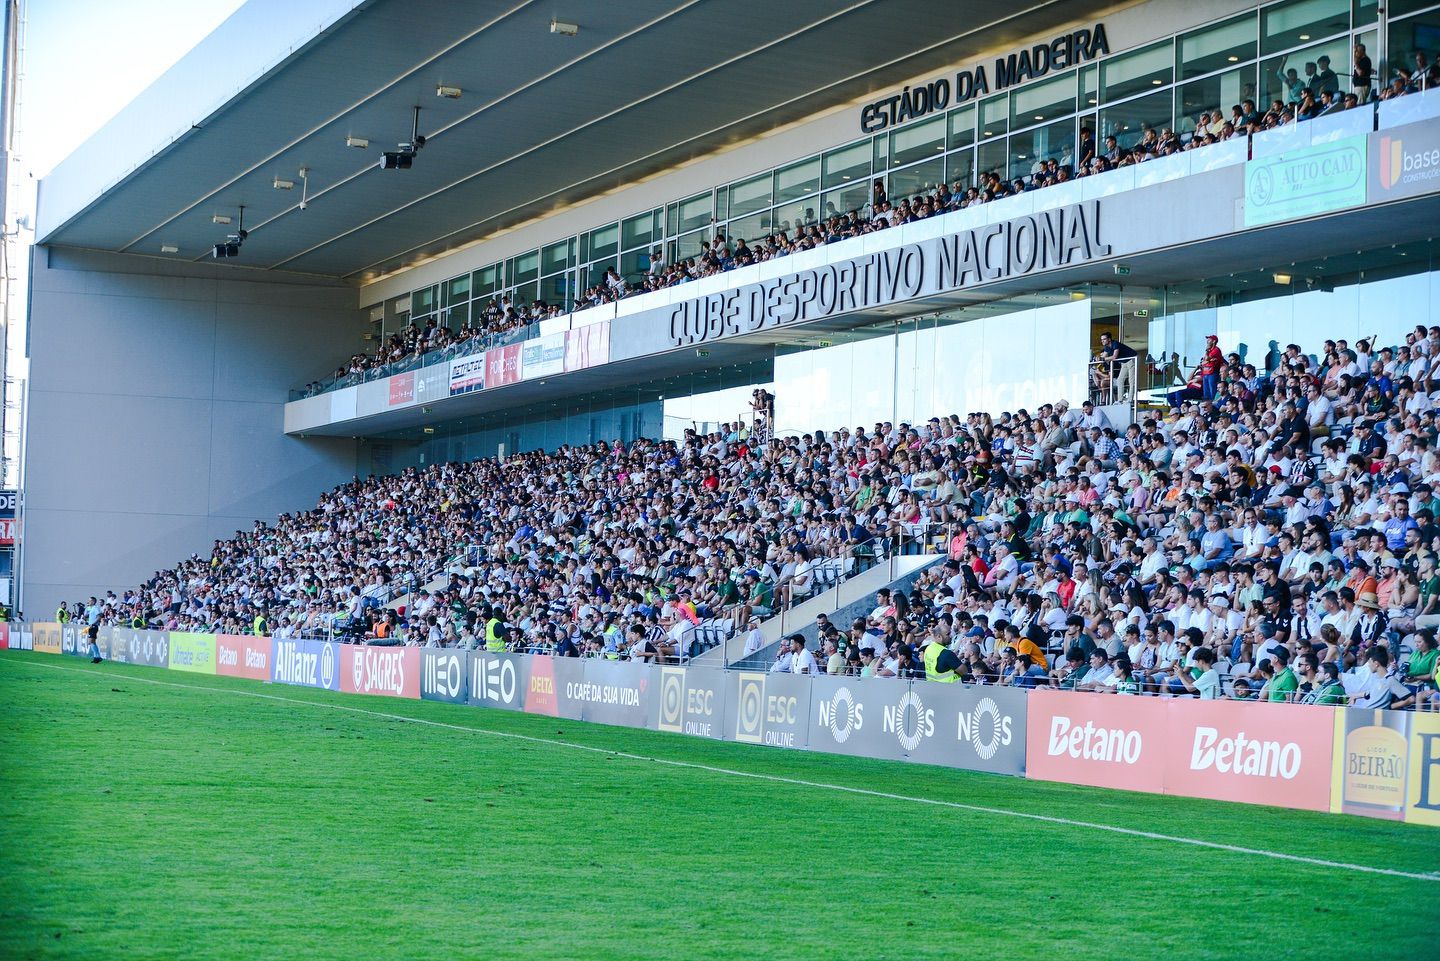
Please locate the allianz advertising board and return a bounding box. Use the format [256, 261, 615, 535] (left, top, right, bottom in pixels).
[1244, 134, 1367, 227]
[270, 638, 342, 691]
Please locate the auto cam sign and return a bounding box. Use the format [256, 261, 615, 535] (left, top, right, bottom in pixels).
[1244, 134, 1367, 226]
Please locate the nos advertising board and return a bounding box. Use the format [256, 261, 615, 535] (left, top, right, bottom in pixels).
[168, 631, 217, 674]
[341, 644, 420, 698]
[115, 629, 169, 667]
[270, 638, 341, 691]
[216, 634, 272, 680]
[1244, 134, 1367, 226]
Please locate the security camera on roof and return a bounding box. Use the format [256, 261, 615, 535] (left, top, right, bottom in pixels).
[379, 107, 426, 171]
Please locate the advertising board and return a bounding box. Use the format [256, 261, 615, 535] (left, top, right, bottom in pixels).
[468, 651, 527, 711]
[421, 648, 469, 703]
[573, 658, 649, 728]
[654, 666, 725, 739]
[1407, 712, 1440, 827]
[729, 671, 809, 749]
[1025, 690, 1168, 794]
[270, 637, 342, 691]
[521, 332, 566, 381]
[168, 631, 217, 674]
[910, 682, 1027, 776]
[33, 622, 62, 655]
[1163, 699, 1332, 812]
[564, 320, 610, 371]
[448, 355, 485, 395]
[1243, 134, 1367, 226]
[216, 634, 272, 680]
[1370, 123, 1440, 202]
[340, 644, 420, 698]
[1332, 709, 1411, 820]
[485, 344, 522, 388]
[60, 624, 84, 656]
[388, 372, 416, 406]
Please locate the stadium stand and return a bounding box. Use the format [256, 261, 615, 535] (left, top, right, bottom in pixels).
[73, 326, 1440, 711]
[297, 72, 1440, 399]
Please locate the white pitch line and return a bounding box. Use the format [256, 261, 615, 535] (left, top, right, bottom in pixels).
[5, 655, 1438, 884]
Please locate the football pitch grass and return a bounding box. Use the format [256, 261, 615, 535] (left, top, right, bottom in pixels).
[1, 651, 1436, 961]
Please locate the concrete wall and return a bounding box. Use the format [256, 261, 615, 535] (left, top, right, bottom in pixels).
[22, 247, 364, 616]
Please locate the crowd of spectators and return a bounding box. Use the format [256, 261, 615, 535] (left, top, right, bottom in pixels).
[301, 48, 1437, 397]
[78, 323, 1440, 710]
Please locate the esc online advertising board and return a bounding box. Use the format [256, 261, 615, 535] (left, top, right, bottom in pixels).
[18, 624, 1440, 826]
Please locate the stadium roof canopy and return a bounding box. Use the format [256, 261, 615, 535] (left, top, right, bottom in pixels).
[36, 0, 1110, 280]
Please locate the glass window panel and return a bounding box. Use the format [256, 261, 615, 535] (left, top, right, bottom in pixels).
[977, 138, 1008, 180]
[729, 173, 772, 218]
[1177, 64, 1259, 131]
[539, 274, 570, 308]
[472, 264, 501, 297]
[411, 285, 436, 317]
[666, 202, 679, 237]
[677, 192, 712, 232]
[771, 197, 819, 235]
[1260, 0, 1350, 56]
[512, 250, 540, 285]
[589, 224, 618, 261]
[675, 228, 707, 261]
[822, 139, 871, 188]
[621, 212, 653, 251]
[1009, 117, 1075, 179]
[620, 250, 651, 283]
[889, 114, 945, 166]
[873, 136, 887, 173]
[1261, 37, 1349, 105]
[1352, 0, 1377, 24]
[775, 156, 820, 203]
[1081, 64, 1099, 106]
[513, 282, 539, 306]
[541, 240, 571, 275]
[947, 104, 976, 148]
[1179, 12, 1258, 80]
[727, 209, 772, 244]
[1010, 71, 1076, 128]
[442, 274, 470, 307]
[946, 147, 975, 189]
[443, 302, 470, 329]
[1099, 88, 1174, 148]
[1389, 12, 1440, 90]
[715, 186, 729, 223]
[820, 183, 869, 219]
[979, 94, 1009, 139]
[1101, 40, 1175, 102]
[889, 156, 944, 200]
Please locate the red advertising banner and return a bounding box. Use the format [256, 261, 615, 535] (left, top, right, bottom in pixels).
[564, 320, 610, 372]
[0, 623, 8, 649]
[388, 372, 416, 406]
[340, 645, 420, 699]
[525, 654, 558, 716]
[1164, 699, 1333, 812]
[1025, 690, 1168, 794]
[0, 518, 17, 545]
[484, 343, 523, 388]
[216, 634, 272, 680]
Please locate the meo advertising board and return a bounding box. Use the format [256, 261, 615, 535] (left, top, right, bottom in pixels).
[421, 648, 469, 703]
[1244, 134, 1367, 226]
[449, 355, 485, 395]
[168, 631, 217, 674]
[217, 634, 271, 680]
[271, 638, 341, 691]
[468, 651, 527, 710]
[341, 644, 420, 698]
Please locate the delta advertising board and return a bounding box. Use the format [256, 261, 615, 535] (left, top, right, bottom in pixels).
[340, 644, 420, 699]
[216, 634, 272, 680]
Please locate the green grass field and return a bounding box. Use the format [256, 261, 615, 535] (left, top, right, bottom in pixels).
[1, 650, 1436, 960]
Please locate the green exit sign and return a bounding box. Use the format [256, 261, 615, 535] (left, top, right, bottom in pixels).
[1113, 264, 1132, 276]
[1135, 309, 1149, 318]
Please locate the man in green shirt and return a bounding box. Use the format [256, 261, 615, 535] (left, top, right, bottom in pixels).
[1266, 647, 1299, 702]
